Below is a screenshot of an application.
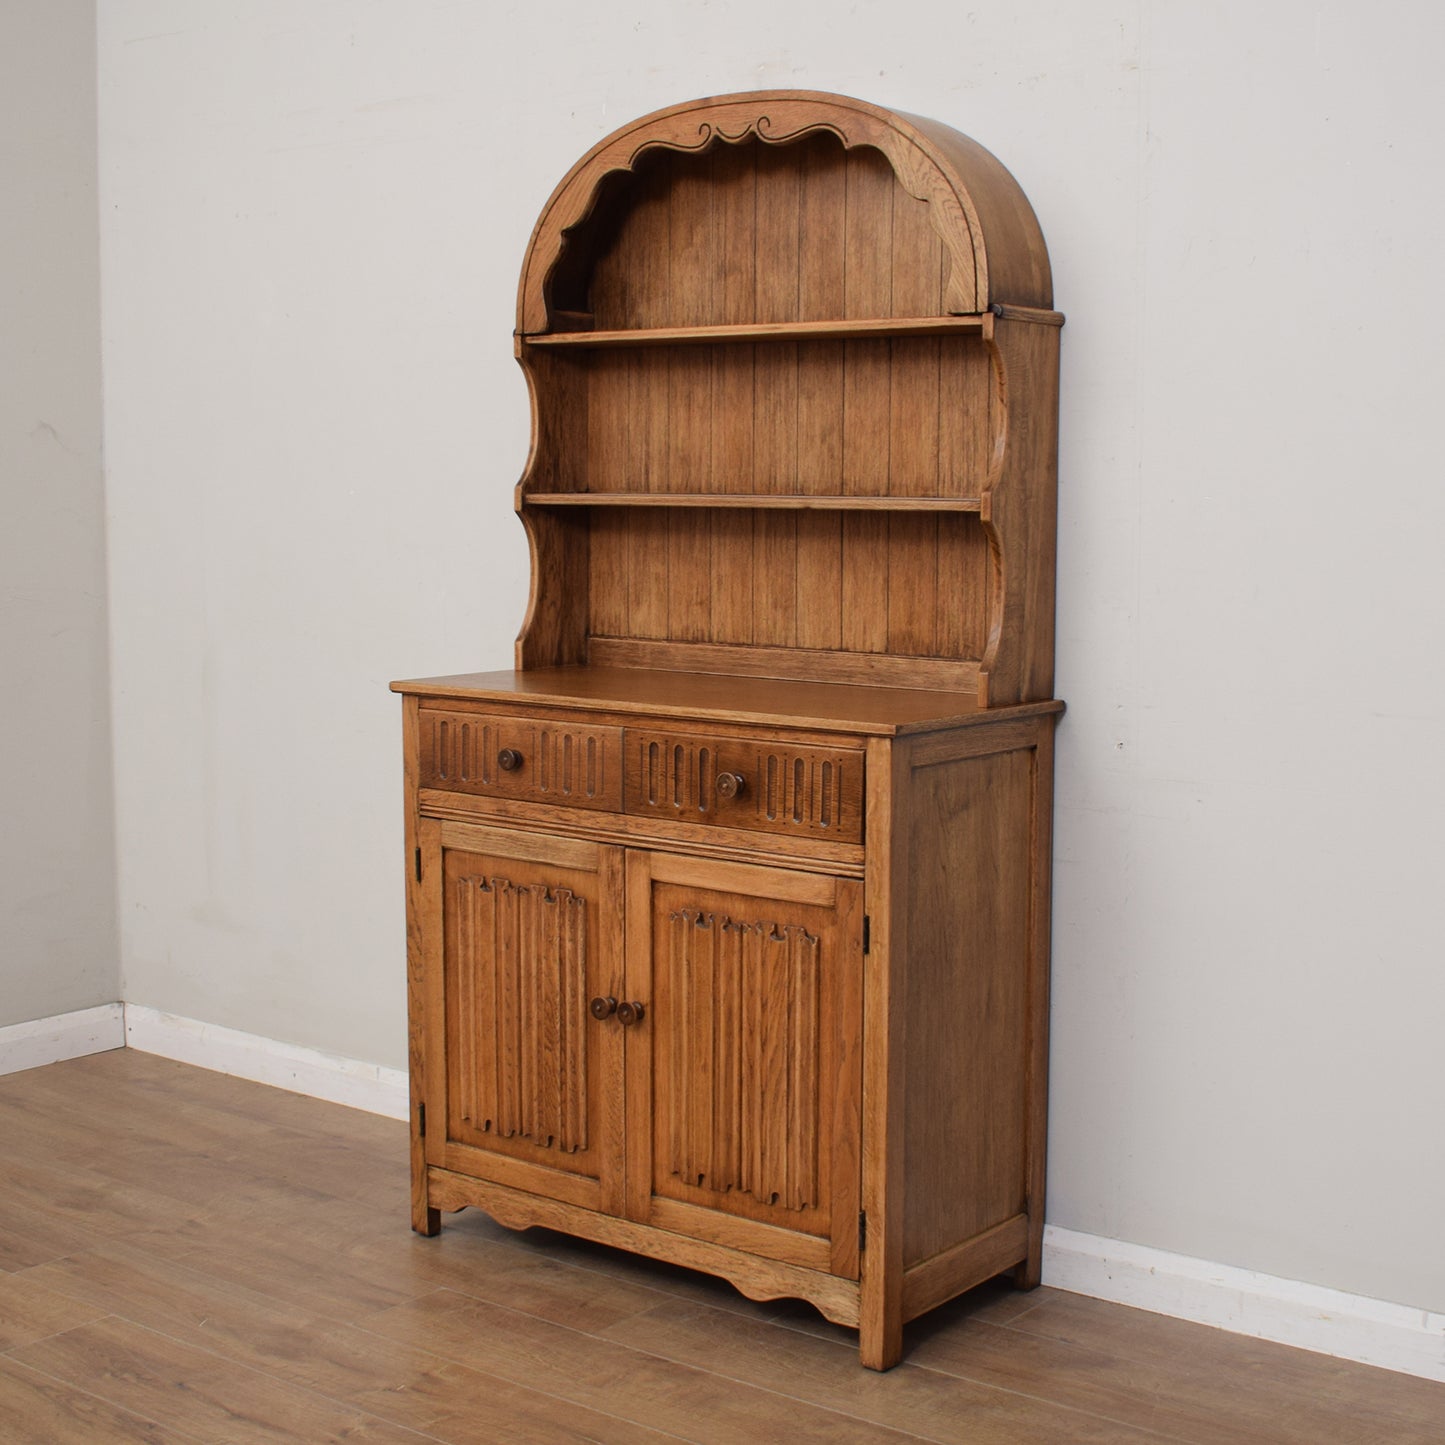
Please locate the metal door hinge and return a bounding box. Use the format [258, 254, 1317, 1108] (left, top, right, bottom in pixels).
[858, 1210, 867, 1252]
[418, 1102, 427, 1138]
[862, 915, 871, 954]
[414, 847, 422, 883]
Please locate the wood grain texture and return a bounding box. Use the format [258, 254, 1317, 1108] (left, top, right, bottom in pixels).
[419, 788, 866, 874]
[517, 89, 1056, 333]
[587, 638, 984, 692]
[401, 90, 1066, 1372]
[0, 1354, 178, 1444]
[622, 727, 864, 844]
[634, 856, 862, 1272]
[976, 315, 1060, 704]
[509, 95, 1049, 692]
[858, 735, 909, 1371]
[420, 708, 623, 811]
[897, 732, 1035, 1268]
[402, 694, 437, 1237]
[425, 832, 624, 1215]
[5, 1053, 1441, 1440]
[525, 314, 990, 347]
[393, 665, 1064, 735]
[901, 1212, 1031, 1320]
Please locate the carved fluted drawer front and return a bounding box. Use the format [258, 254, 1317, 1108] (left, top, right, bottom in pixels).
[420, 710, 622, 811]
[623, 731, 863, 844]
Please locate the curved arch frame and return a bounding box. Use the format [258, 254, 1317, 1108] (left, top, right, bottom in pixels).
[515, 90, 1051, 335]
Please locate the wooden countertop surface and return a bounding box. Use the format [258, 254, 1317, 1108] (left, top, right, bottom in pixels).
[391, 666, 1063, 737]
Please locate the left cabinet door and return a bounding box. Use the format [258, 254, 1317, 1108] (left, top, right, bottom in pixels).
[416, 818, 626, 1216]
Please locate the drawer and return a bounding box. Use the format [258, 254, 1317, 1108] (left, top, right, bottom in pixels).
[623, 730, 863, 844]
[420, 709, 623, 811]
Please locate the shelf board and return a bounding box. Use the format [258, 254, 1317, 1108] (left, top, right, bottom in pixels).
[521, 315, 991, 349]
[524, 492, 984, 512]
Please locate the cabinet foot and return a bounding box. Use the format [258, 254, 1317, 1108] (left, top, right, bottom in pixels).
[412, 1203, 441, 1237]
[858, 1317, 904, 1371]
[1012, 1253, 1042, 1290]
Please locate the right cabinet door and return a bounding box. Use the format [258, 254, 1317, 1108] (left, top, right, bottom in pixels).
[624, 850, 864, 1278]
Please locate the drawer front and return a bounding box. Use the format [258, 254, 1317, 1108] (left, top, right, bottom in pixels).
[623, 730, 863, 843]
[420, 710, 623, 811]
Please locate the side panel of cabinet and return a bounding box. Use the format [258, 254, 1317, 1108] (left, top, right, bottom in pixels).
[623, 850, 863, 1278]
[895, 719, 1054, 1277]
[418, 817, 625, 1216]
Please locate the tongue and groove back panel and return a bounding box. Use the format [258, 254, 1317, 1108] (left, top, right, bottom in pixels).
[512, 92, 1059, 704]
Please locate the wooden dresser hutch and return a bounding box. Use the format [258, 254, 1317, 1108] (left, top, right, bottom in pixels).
[392, 90, 1062, 1370]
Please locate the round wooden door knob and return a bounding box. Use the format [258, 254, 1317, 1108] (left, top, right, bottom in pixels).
[497, 748, 524, 772]
[616, 1001, 646, 1026]
[715, 771, 746, 799]
[589, 996, 617, 1020]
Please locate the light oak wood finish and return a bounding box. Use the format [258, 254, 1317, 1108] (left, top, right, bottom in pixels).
[509, 92, 1060, 706]
[2, 1053, 1442, 1443]
[395, 90, 1065, 1371]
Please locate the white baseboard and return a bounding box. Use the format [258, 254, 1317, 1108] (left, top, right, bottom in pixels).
[122, 1004, 408, 1120]
[0, 1003, 126, 1076]
[1043, 1224, 1445, 1384]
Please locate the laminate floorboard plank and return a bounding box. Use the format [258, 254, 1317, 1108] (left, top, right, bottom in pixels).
[421, 1213, 797, 1323]
[345, 1226, 689, 1333]
[598, 1294, 1181, 1444]
[774, 1284, 1445, 1444]
[229, 1131, 412, 1210]
[0, 1054, 319, 1152]
[0, 1117, 280, 1223]
[986, 1291, 1445, 1444]
[0, 1200, 116, 1274]
[0, 1268, 108, 1350]
[0, 1143, 203, 1271]
[0, 1071, 403, 1229]
[470, 1221, 796, 1325]
[9, 1316, 442, 1444]
[362, 1287, 933, 1445]
[19, 1245, 682, 1445]
[51, 1051, 405, 1152]
[109, 1222, 435, 1324]
[907, 1315, 1445, 1445]
[5, 1057, 401, 1167]
[0, 1353, 188, 1444]
[0, 1053, 1439, 1445]
[57, 1218, 668, 1340]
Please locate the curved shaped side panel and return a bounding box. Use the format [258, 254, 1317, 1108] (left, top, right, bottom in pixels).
[977, 318, 1060, 705]
[513, 348, 588, 668]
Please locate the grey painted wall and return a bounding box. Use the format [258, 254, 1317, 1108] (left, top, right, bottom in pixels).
[0, 0, 117, 1027]
[95, 0, 1445, 1317]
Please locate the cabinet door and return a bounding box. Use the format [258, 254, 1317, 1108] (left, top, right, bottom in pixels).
[420, 819, 625, 1215]
[624, 851, 863, 1278]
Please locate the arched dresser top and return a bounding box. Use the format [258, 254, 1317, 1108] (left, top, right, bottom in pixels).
[516, 89, 1053, 334]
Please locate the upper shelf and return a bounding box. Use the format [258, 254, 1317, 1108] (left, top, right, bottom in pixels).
[521, 315, 992, 350]
[524, 492, 984, 512]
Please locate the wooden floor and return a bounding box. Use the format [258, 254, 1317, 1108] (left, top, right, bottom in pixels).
[0, 1052, 1440, 1444]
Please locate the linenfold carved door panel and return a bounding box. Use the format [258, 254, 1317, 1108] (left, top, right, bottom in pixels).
[624, 850, 863, 1278]
[422, 818, 624, 1216]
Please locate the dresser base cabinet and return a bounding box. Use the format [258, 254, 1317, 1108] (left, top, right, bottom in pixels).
[398, 681, 1058, 1369]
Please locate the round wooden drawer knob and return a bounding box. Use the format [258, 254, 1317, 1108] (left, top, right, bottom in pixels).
[497, 748, 524, 772]
[715, 771, 746, 799]
[616, 1001, 646, 1026]
[589, 996, 617, 1020]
